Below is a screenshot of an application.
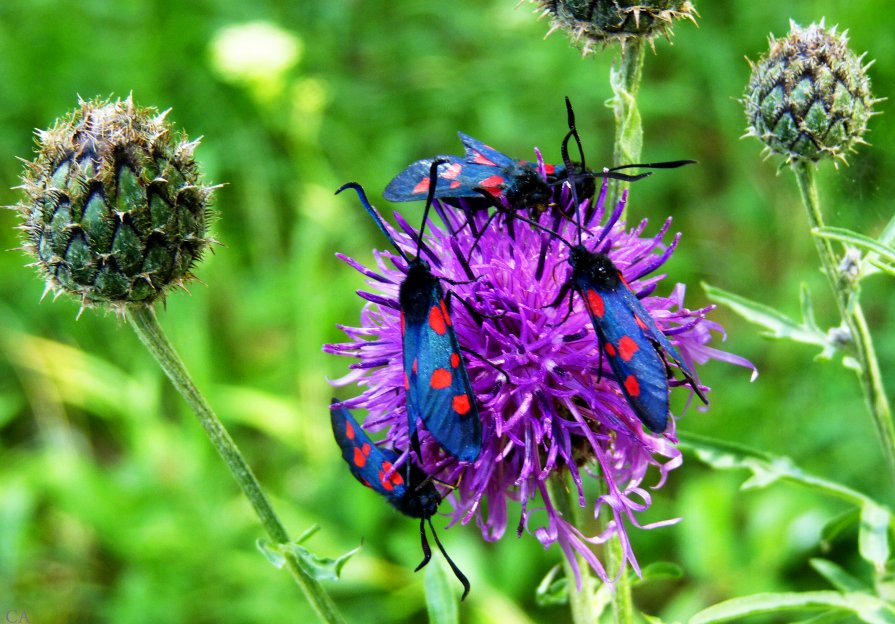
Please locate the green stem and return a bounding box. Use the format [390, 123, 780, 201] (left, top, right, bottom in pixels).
[548, 473, 598, 624]
[128, 306, 345, 624]
[791, 162, 895, 483]
[607, 39, 646, 218]
[607, 532, 635, 624]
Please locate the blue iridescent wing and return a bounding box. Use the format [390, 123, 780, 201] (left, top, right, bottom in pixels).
[616, 285, 697, 379]
[457, 132, 516, 169]
[402, 284, 482, 463]
[384, 155, 508, 202]
[575, 280, 671, 433]
[330, 402, 408, 502]
[330, 401, 442, 519]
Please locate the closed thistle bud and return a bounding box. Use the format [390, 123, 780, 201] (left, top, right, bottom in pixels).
[743, 20, 878, 164]
[535, 0, 698, 54]
[15, 96, 216, 312]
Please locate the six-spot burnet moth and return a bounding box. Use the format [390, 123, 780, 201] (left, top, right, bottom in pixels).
[383, 130, 597, 215]
[336, 161, 483, 463]
[544, 98, 706, 433]
[330, 401, 470, 599]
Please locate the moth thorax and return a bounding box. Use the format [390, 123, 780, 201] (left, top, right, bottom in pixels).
[570, 246, 620, 288]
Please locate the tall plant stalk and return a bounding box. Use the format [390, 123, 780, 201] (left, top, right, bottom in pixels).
[129, 306, 345, 624]
[607, 39, 646, 218]
[791, 162, 895, 482]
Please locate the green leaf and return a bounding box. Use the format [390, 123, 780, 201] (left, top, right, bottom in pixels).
[257, 537, 361, 581]
[256, 538, 287, 569]
[860, 501, 891, 568]
[702, 283, 829, 349]
[810, 558, 871, 593]
[813, 227, 895, 267]
[821, 509, 860, 545]
[635, 562, 684, 585]
[689, 591, 895, 624]
[678, 433, 879, 508]
[286, 542, 361, 581]
[425, 562, 459, 624]
[535, 564, 568, 606]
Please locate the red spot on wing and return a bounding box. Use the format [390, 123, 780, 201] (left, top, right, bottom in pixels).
[623, 375, 640, 397]
[440, 300, 452, 326]
[544, 164, 556, 174]
[618, 336, 639, 361]
[430, 368, 452, 389]
[412, 359, 418, 374]
[379, 461, 404, 491]
[429, 305, 447, 335]
[345, 420, 355, 440]
[412, 177, 430, 195]
[450, 180, 460, 189]
[479, 175, 505, 197]
[605, 342, 617, 357]
[450, 352, 460, 368]
[472, 151, 496, 166]
[403, 372, 409, 390]
[353, 446, 367, 468]
[452, 394, 471, 415]
[586, 290, 605, 318]
[634, 315, 648, 330]
[442, 163, 462, 179]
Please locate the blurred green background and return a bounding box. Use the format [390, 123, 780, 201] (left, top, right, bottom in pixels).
[1, 1, 892, 622]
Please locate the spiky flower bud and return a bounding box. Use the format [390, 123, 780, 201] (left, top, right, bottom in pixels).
[15, 96, 216, 311]
[535, 0, 698, 54]
[743, 20, 877, 164]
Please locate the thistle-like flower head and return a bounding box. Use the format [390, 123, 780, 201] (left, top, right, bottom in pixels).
[743, 20, 878, 165]
[327, 158, 754, 583]
[14, 96, 217, 313]
[535, 0, 699, 54]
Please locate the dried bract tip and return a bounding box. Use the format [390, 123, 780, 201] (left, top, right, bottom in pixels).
[533, 0, 698, 54]
[14, 96, 217, 311]
[743, 20, 877, 165]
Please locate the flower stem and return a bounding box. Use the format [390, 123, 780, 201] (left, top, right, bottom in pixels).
[607, 39, 646, 218]
[128, 305, 345, 624]
[548, 473, 598, 624]
[791, 162, 895, 482]
[607, 533, 635, 624]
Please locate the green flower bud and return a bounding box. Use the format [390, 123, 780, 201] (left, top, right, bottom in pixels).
[15, 96, 217, 312]
[743, 20, 878, 164]
[535, 0, 698, 54]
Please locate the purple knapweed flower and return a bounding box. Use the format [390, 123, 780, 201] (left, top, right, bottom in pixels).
[326, 154, 755, 586]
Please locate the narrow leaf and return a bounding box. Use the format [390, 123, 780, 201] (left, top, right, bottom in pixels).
[256, 538, 286, 569]
[283, 541, 362, 581]
[814, 227, 895, 266]
[425, 562, 459, 624]
[860, 501, 891, 568]
[810, 558, 871, 593]
[821, 509, 861, 545]
[702, 283, 828, 347]
[690, 591, 895, 624]
[635, 562, 684, 585]
[535, 565, 568, 606]
[678, 433, 881, 509]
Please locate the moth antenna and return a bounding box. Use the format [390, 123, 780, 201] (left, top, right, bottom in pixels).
[428, 517, 471, 600]
[414, 159, 447, 261]
[415, 518, 433, 572]
[336, 182, 410, 263]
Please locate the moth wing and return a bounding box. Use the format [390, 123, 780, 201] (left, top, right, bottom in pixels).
[579, 283, 670, 433]
[403, 292, 482, 462]
[384, 155, 498, 201]
[329, 402, 408, 500]
[457, 132, 516, 168]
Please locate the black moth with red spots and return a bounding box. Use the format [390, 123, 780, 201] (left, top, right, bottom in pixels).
[329, 401, 470, 599]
